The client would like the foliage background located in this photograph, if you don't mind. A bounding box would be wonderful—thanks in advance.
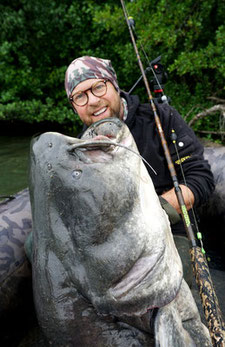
[0,0,224,136]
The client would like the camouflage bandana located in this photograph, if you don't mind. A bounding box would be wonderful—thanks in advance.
[65,56,120,99]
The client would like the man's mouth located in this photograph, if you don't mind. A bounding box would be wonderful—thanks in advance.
[93,107,107,116]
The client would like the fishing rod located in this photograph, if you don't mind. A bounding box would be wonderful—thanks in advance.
[120,0,225,345]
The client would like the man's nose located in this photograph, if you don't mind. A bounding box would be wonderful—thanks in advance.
[87,91,101,105]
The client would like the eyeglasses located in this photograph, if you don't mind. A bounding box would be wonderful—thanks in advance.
[69,80,108,107]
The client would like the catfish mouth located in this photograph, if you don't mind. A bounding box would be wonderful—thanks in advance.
[69,118,124,153]
[67,117,158,173]
[69,136,117,152]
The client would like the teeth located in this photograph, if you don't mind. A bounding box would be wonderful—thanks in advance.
[93,107,107,116]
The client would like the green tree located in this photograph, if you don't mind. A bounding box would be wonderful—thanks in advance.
[0,0,107,132]
[0,0,224,137]
[92,0,225,139]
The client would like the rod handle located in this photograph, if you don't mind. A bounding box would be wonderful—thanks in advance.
[190,246,225,346]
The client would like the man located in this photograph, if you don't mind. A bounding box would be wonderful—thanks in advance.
[65,56,214,209]
[40,56,209,286]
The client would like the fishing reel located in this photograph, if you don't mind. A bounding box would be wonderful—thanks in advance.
[149,56,169,104]
[129,56,170,104]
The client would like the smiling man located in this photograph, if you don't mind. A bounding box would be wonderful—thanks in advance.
[64,56,215,286]
[65,56,124,126]
[70,78,123,125]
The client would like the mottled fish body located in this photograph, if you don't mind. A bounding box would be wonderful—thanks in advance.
[29,118,212,346]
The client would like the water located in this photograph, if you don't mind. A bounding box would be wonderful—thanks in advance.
[0,136,31,197]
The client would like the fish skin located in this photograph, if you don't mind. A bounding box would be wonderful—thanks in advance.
[29,118,212,346]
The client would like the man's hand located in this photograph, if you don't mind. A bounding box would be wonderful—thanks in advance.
[161,185,195,214]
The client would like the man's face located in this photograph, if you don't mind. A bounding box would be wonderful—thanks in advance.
[71,79,123,126]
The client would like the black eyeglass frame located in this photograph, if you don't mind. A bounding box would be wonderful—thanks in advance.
[69,80,108,107]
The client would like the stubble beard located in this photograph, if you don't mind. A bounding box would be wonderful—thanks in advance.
[111,98,124,121]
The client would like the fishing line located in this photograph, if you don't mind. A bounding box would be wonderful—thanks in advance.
[120,1,225,343]
[124,5,167,99]
[171,130,205,253]
[128,1,206,252]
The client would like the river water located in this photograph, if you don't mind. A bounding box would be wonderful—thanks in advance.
[0,136,31,197]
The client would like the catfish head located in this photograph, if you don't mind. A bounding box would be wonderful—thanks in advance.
[30,118,183,318]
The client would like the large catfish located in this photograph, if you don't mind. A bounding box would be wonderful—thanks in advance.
[30,118,212,346]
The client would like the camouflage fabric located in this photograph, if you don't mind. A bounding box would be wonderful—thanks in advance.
[0,188,32,315]
[65,56,119,98]
[0,188,32,284]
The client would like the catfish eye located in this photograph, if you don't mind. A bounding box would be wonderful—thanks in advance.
[72,170,82,179]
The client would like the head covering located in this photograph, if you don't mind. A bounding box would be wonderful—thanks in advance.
[65,56,119,98]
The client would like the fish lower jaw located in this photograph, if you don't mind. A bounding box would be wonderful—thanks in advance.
[109,252,164,300]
